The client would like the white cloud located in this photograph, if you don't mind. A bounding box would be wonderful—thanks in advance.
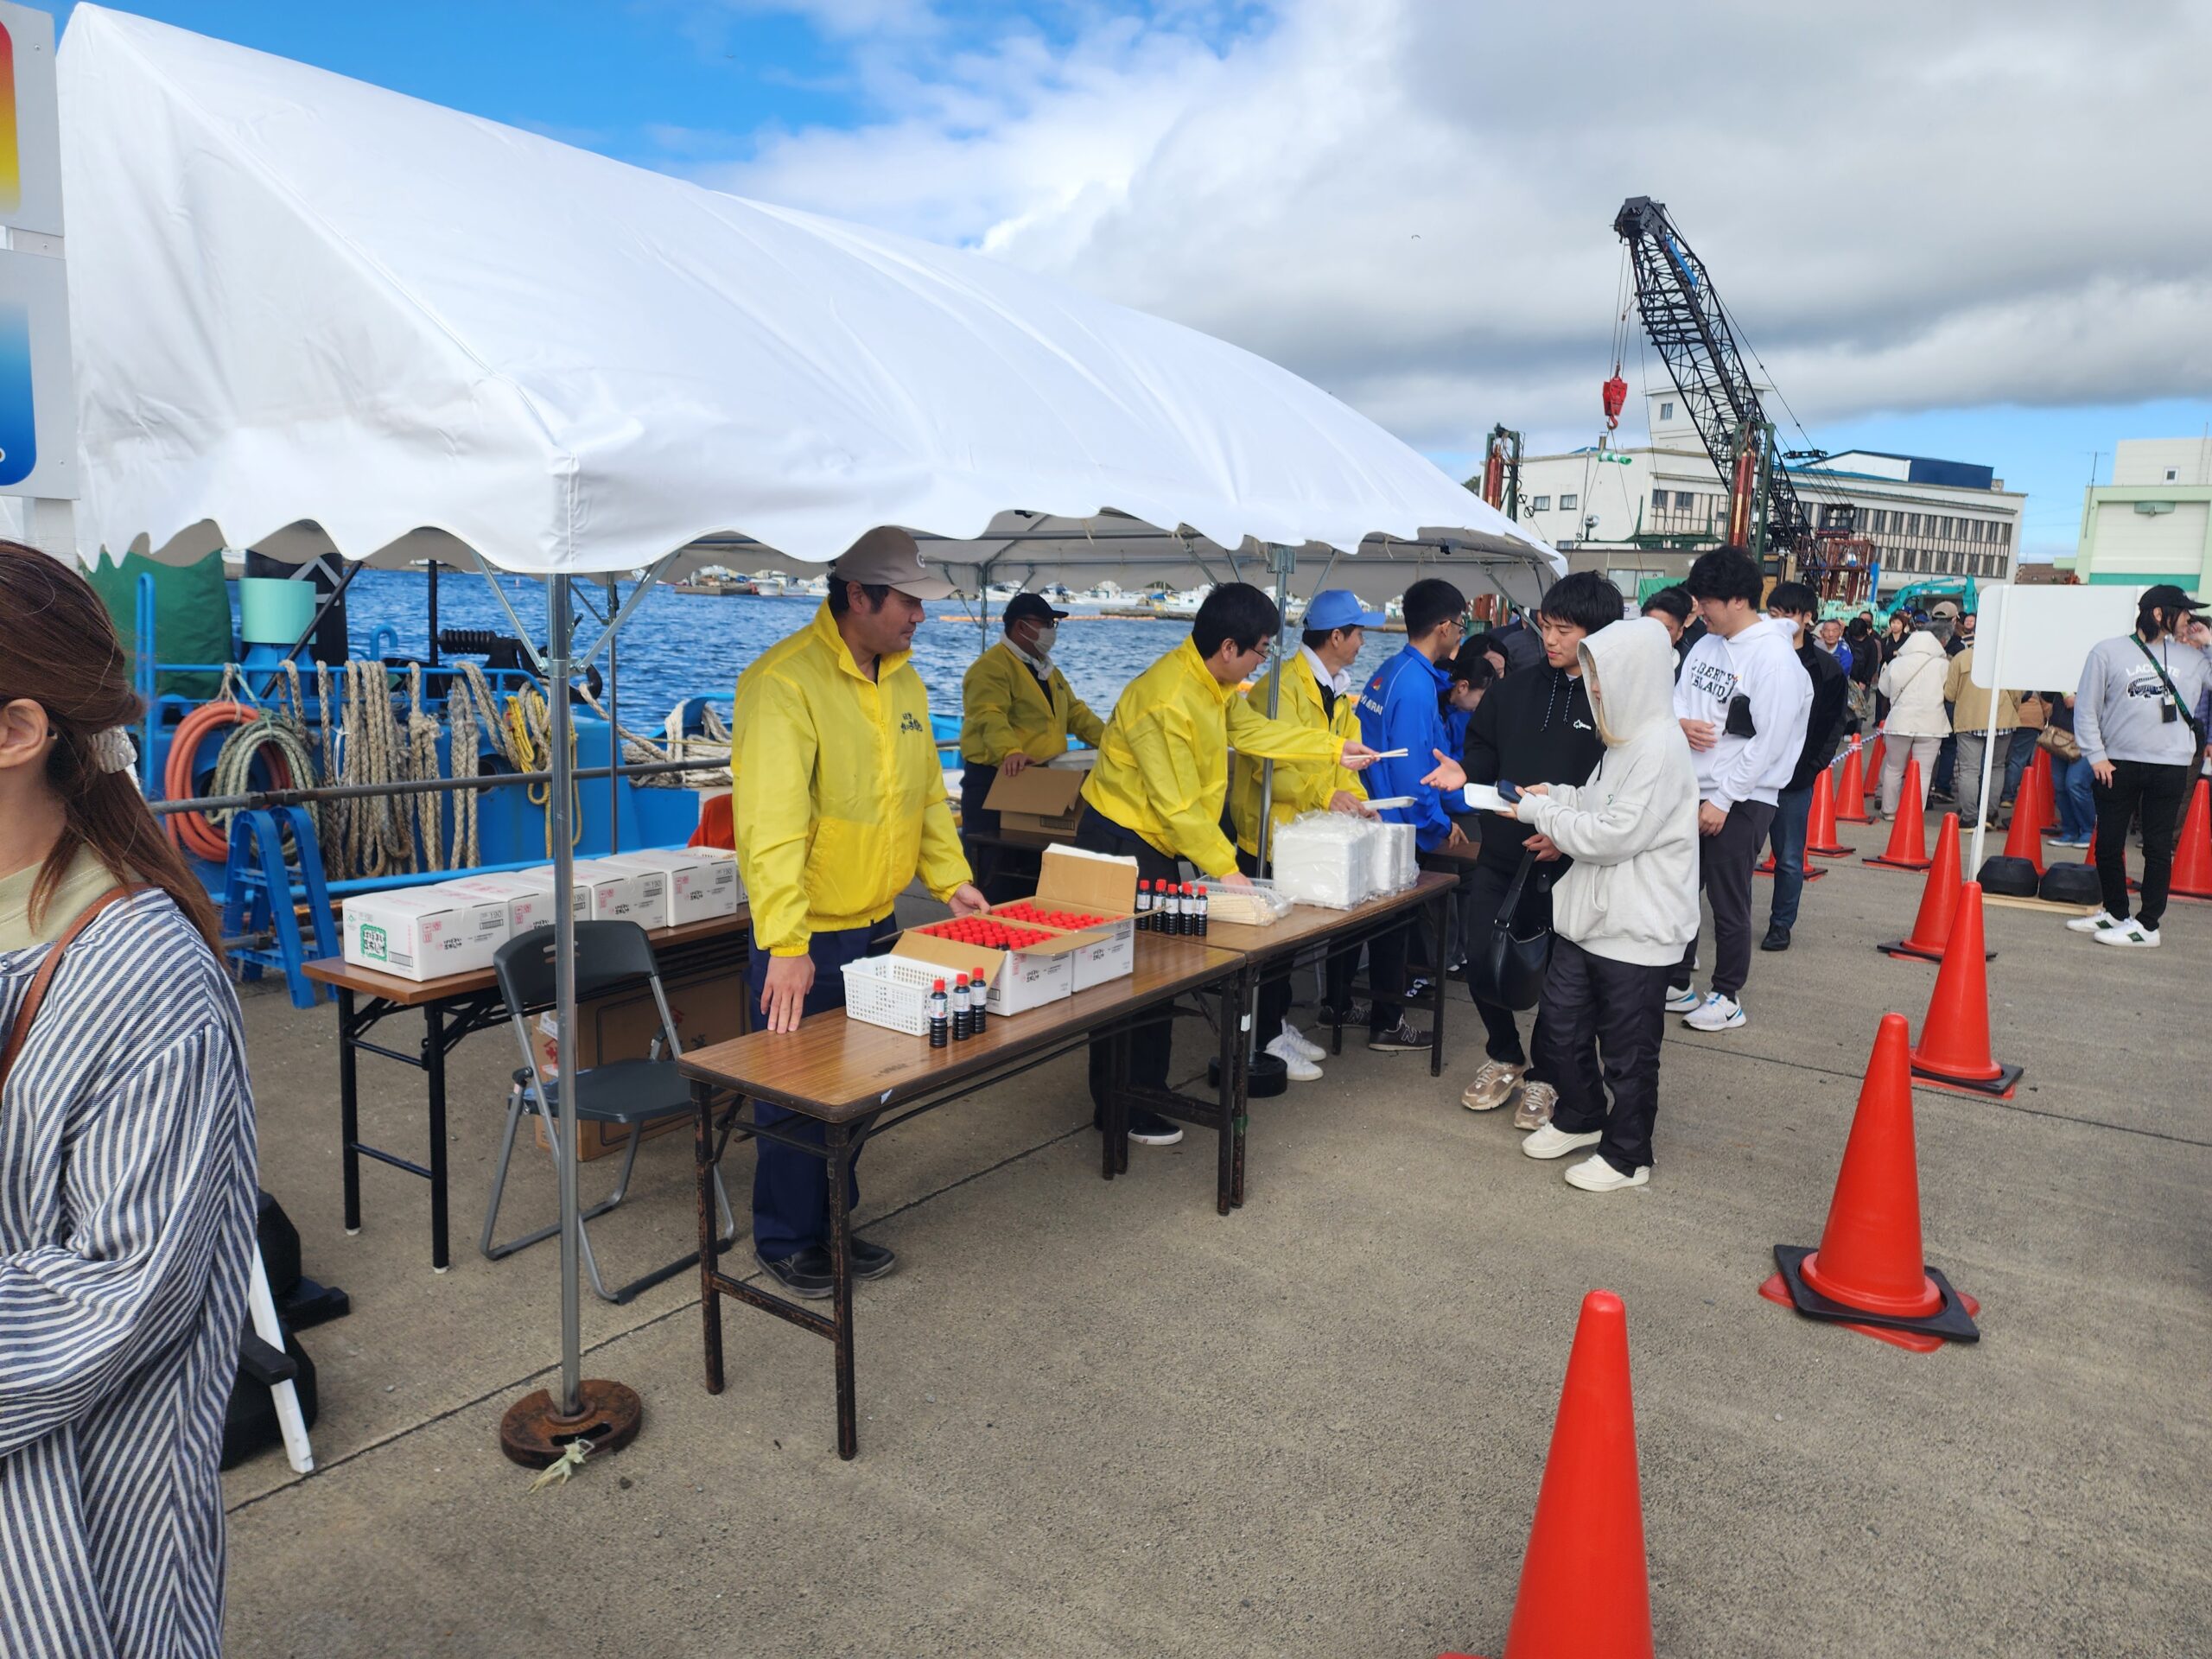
[691,0,2212,467]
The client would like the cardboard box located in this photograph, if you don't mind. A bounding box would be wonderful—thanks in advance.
[595,848,741,925]
[342,887,510,982]
[438,871,584,938]
[982,765,1088,842]
[529,861,647,925]
[528,962,750,1160]
[587,856,673,930]
[893,924,1083,1015]
[997,844,1141,991]
[691,844,747,902]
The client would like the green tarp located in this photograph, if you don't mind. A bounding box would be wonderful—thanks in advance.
[86,550,232,699]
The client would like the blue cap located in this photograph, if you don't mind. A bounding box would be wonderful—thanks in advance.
[1304,589,1387,632]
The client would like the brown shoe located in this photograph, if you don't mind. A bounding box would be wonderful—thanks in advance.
[1460,1060,1524,1112]
[1513,1080,1558,1132]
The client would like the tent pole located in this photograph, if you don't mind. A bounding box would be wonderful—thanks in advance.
[499,574,643,1468]
[606,574,620,855]
[550,575,584,1415]
[1249,541,1299,1064]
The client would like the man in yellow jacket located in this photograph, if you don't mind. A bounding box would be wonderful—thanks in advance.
[1226,589,1382,1082]
[731,526,988,1296]
[1077,582,1379,1143]
[958,592,1106,898]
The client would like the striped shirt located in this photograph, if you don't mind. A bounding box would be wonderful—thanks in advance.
[0,889,257,1659]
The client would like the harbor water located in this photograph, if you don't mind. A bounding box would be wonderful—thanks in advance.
[336,569,1415,724]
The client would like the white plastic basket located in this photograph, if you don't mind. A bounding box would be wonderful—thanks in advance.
[839,955,953,1036]
[1192,874,1292,926]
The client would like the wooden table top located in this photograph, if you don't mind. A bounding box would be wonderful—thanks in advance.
[677,936,1242,1121]
[1194,870,1457,964]
[302,906,753,1007]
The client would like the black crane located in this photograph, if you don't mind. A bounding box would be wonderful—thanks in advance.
[1612,196,1819,571]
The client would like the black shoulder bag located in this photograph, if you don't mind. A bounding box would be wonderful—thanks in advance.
[1467,851,1552,1012]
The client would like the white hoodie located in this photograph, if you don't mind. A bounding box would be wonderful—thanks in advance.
[1510,619,1702,967]
[1672,613,1812,809]
[1876,631,1951,738]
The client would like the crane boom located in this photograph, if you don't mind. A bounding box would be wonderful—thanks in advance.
[1612,196,1815,563]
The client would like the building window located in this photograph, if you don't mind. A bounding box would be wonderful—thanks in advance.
[1660,401,1675,419]
[1652,490,1668,510]
[1560,493,1578,511]
[2167,468,2179,482]
[1681,491,1700,510]
[1532,495,1551,511]
[2000,523,2012,546]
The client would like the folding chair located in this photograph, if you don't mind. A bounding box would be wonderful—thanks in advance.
[481,921,737,1304]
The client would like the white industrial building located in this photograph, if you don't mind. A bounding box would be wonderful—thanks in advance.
[2063,436,2212,592]
[1516,394,2027,596]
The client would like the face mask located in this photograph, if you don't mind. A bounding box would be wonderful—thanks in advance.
[1030,623,1058,655]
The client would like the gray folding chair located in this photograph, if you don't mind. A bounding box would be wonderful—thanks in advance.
[481,920,736,1304]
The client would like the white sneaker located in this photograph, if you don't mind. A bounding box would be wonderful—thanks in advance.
[1683,992,1747,1032]
[2065,909,2119,934]
[1278,1026,1327,1064]
[2092,919,2160,949]
[1262,1033,1323,1080]
[1663,984,1700,1014]
[1460,1059,1524,1112]
[1564,1154,1649,1192]
[1522,1122,1603,1160]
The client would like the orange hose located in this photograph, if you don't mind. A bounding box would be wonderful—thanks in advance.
[164,702,295,860]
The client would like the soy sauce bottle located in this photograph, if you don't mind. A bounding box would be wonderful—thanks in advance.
[969,965,989,1032]
[928,979,950,1048]
[1136,880,1154,931]
[951,974,972,1040]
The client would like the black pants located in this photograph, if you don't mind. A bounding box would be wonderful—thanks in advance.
[1077,807,1182,1112]
[2094,760,2193,928]
[1459,856,1554,1078]
[1536,937,1671,1174]
[1675,799,1776,1001]
[959,761,1040,905]
[1240,849,1408,1040]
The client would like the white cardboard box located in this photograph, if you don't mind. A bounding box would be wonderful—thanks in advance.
[583,856,673,930]
[1022,844,1139,990]
[342,887,510,982]
[531,861,646,925]
[893,926,1078,1014]
[596,848,740,925]
[437,871,584,938]
[690,845,748,902]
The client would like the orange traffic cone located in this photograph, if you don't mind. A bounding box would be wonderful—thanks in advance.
[1459,1290,1652,1659]
[1865,758,1932,871]
[1881,813,1967,960]
[1755,850,1826,882]
[1908,883,2022,1097]
[1806,769,1849,857]
[2033,748,2060,831]
[2170,778,2212,899]
[1760,1014,1980,1351]
[1834,737,1873,823]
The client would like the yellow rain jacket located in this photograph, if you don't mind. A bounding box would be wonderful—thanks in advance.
[731,605,971,957]
[958,641,1106,766]
[1228,651,1365,855]
[1083,638,1351,877]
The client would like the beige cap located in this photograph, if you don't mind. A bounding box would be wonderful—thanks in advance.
[828,526,955,600]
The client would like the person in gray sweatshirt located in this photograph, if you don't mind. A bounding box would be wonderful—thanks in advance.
[1423,617,1700,1190]
[2068,584,2212,949]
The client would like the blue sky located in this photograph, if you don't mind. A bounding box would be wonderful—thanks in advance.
[52,3,2212,563]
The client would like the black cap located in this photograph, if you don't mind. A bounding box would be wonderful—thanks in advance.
[1002,592,1068,626]
[2141,582,2203,614]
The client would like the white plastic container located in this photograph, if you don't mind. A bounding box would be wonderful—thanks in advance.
[1268,812,1370,908]
[840,954,963,1036]
[1192,874,1293,926]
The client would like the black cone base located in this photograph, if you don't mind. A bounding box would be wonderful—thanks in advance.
[1770,1245,1980,1343]
[1974,855,2040,897]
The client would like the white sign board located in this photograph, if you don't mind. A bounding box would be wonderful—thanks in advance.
[0,3,61,237]
[0,243,72,496]
[1969,583,2144,694]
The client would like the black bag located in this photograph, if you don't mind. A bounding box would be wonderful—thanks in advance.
[1468,852,1553,1012]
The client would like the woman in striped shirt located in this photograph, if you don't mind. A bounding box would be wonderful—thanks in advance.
[0,543,256,1659]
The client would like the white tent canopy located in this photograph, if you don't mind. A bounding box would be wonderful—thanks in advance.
[60,5,1559,590]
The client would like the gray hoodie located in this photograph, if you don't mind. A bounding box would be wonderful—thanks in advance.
[1510,618,1702,967]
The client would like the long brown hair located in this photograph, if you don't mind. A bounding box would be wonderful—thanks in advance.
[0,542,223,951]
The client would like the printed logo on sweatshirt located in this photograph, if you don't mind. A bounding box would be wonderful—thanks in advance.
[2123,667,2172,702]
[899,710,927,734]
[1682,653,1740,708]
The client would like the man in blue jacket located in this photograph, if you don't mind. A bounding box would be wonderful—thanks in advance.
[1352,577,1470,1050]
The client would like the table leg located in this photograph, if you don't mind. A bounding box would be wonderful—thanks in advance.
[1215,971,1238,1217]
[338,987,362,1236]
[1100,1027,1117,1183]
[825,1122,859,1460]
[1228,963,1252,1211]
[1429,893,1447,1080]
[424,1003,450,1273]
[696,1083,724,1395]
